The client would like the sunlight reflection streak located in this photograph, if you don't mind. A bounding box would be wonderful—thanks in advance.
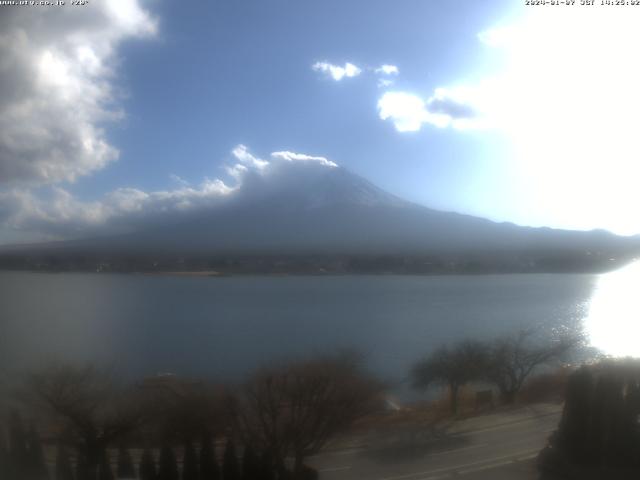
[586,261,640,357]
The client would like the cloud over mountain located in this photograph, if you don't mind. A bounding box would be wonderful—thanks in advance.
[0,145,341,241]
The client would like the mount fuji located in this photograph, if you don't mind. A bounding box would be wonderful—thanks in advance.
[1,159,638,273]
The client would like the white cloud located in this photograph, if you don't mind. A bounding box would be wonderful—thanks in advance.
[270,151,337,168]
[377,79,394,88]
[225,163,249,182]
[232,144,270,170]
[312,61,398,87]
[376,8,640,234]
[378,87,482,132]
[0,179,235,237]
[477,26,515,48]
[375,64,399,76]
[378,92,430,132]
[312,61,362,81]
[0,145,340,240]
[0,1,156,186]
[169,174,190,187]
[426,88,482,126]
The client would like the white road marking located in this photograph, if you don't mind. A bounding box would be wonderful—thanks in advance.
[319,466,352,473]
[316,415,556,461]
[378,448,540,480]
[455,414,559,435]
[457,459,515,475]
[457,452,537,475]
[515,453,538,462]
[331,448,364,456]
[427,443,488,457]
[414,474,451,480]
[313,447,364,459]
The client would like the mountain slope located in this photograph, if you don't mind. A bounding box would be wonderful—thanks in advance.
[1,165,638,273]
[97,166,636,253]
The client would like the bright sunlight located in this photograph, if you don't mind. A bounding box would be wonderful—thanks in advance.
[471,6,640,235]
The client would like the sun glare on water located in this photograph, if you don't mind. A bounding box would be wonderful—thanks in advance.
[481,7,640,357]
[585,261,640,358]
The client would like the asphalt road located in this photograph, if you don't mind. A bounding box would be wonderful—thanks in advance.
[308,406,561,480]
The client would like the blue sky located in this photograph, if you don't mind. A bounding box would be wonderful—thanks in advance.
[1,0,639,244]
[90,0,512,206]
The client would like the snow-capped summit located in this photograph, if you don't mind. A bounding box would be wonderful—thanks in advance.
[2,151,638,266]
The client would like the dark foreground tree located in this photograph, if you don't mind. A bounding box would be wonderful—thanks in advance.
[139,375,228,444]
[157,445,179,480]
[232,352,382,478]
[259,451,276,480]
[139,448,157,480]
[485,329,579,404]
[116,446,136,479]
[199,433,220,480]
[75,452,89,480]
[97,449,114,480]
[28,365,149,478]
[0,435,10,480]
[8,410,29,479]
[55,444,74,480]
[26,425,49,480]
[412,341,488,414]
[223,440,241,480]
[538,359,640,478]
[241,444,261,480]
[183,440,198,480]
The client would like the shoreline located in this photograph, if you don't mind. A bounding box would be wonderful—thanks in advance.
[0,268,613,277]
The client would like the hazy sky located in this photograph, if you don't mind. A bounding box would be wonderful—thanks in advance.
[1,0,640,244]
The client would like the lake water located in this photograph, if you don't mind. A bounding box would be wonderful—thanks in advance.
[2,270,616,394]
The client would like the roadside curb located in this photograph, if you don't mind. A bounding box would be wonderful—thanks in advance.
[319,404,562,456]
[449,408,562,436]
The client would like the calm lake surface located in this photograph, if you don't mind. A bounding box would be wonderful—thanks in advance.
[1,271,608,393]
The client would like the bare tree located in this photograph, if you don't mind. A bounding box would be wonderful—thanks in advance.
[484,329,579,404]
[27,365,149,479]
[411,340,488,414]
[231,353,383,478]
[137,374,227,443]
